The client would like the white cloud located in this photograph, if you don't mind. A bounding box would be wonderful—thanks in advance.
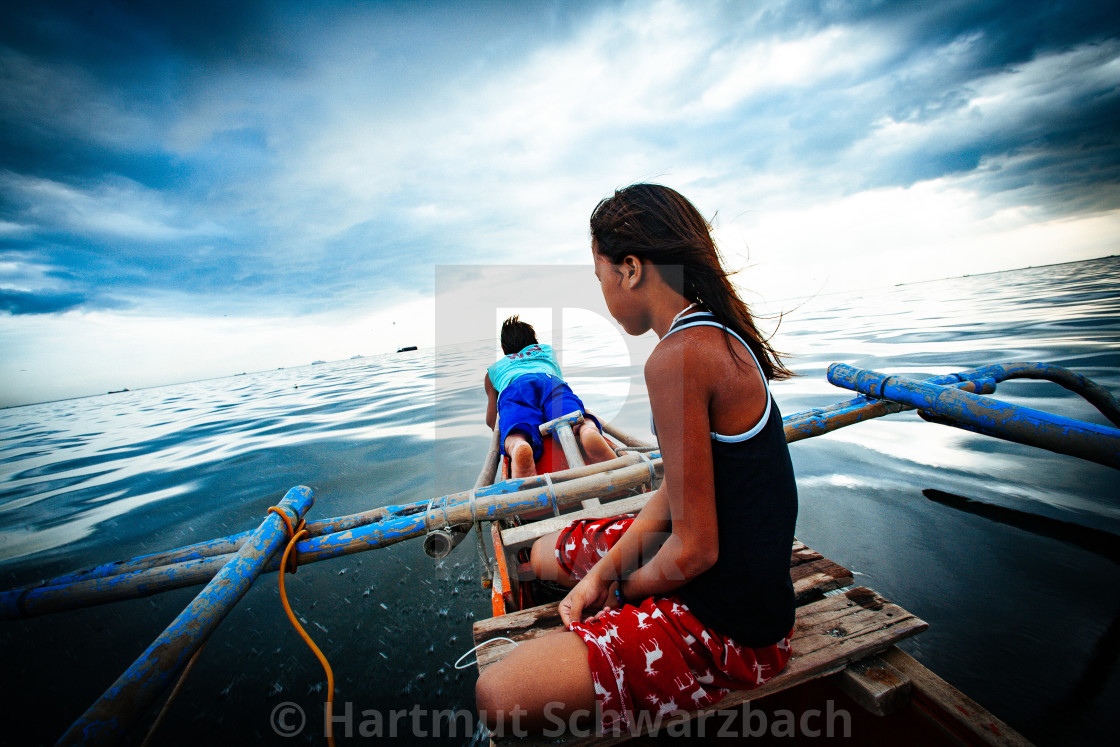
[722,179,1120,301]
[1,172,224,242]
[698,24,888,113]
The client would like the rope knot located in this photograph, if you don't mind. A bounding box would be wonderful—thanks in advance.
[268,506,306,573]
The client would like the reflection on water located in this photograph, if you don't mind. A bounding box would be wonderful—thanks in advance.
[1,256,1118,745]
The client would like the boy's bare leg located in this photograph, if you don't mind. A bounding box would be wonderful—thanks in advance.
[577,423,616,465]
[505,432,537,478]
[529,530,577,586]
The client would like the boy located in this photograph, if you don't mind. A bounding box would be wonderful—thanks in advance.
[484,315,616,477]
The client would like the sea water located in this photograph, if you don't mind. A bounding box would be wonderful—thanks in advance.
[1,256,1117,745]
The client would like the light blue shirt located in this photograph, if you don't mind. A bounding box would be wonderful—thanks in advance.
[487,344,563,394]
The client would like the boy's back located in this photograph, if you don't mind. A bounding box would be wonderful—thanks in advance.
[487,343,564,394]
[484,316,615,478]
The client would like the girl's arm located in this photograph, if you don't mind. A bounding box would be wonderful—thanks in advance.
[619,339,719,599]
[557,486,671,625]
[483,372,498,430]
[558,339,719,622]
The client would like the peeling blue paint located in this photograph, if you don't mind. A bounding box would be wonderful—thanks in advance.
[827,364,1120,468]
[55,486,314,747]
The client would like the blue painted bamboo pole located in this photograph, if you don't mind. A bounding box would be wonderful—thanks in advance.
[827,363,1120,469]
[785,360,1118,442]
[3,458,661,619]
[54,485,314,747]
[6,453,648,600]
[43,530,254,587]
[783,376,996,442]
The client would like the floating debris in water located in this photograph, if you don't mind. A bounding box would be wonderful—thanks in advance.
[362,587,371,597]
[338,568,348,575]
[269,681,284,696]
[308,682,322,694]
[313,621,329,634]
[379,602,389,610]
[379,652,388,660]
[438,608,449,618]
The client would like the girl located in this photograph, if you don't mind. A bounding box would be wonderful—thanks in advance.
[475,184,798,735]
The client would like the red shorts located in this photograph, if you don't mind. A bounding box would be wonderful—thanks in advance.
[556,516,793,734]
[555,514,637,579]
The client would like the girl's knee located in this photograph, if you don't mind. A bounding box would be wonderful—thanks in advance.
[529,536,553,579]
[475,669,500,726]
[475,667,519,730]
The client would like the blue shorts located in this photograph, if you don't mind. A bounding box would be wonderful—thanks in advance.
[497,373,600,459]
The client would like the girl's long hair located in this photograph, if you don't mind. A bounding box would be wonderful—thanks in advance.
[590,183,793,381]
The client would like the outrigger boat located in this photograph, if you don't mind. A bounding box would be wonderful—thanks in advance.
[3,362,1118,745]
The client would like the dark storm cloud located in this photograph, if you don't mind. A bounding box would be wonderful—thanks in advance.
[0,289,86,315]
[0,0,1117,320]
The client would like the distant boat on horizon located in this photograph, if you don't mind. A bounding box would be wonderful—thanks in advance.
[396,346,417,353]
[311,360,326,365]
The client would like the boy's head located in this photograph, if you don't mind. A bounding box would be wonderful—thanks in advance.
[501,315,538,355]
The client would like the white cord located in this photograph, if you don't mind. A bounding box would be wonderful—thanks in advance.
[423,496,435,531]
[469,489,493,580]
[454,636,518,670]
[542,473,559,516]
[636,451,657,487]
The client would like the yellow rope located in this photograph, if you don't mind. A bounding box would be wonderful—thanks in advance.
[271,509,336,747]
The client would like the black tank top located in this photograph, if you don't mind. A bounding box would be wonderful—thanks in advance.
[656,311,798,647]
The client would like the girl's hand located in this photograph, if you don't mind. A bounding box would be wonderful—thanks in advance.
[558,573,611,626]
[591,580,623,621]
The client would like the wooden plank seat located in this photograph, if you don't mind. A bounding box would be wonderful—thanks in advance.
[500,492,654,552]
[472,585,927,744]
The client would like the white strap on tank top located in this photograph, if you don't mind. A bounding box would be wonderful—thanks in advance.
[654,313,772,442]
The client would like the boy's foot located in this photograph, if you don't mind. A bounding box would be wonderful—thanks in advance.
[510,441,537,478]
[579,426,617,464]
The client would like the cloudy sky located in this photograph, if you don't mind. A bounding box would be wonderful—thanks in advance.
[2,0,1118,407]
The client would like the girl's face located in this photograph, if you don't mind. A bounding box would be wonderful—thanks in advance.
[592,241,646,336]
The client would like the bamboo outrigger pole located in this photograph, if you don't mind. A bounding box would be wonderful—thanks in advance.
[2,458,663,620]
[55,485,314,747]
[828,363,1120,468]
[785,361,1120,443]
[11,452,651,598]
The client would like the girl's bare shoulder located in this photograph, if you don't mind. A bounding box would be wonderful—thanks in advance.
[644,325,729,381]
